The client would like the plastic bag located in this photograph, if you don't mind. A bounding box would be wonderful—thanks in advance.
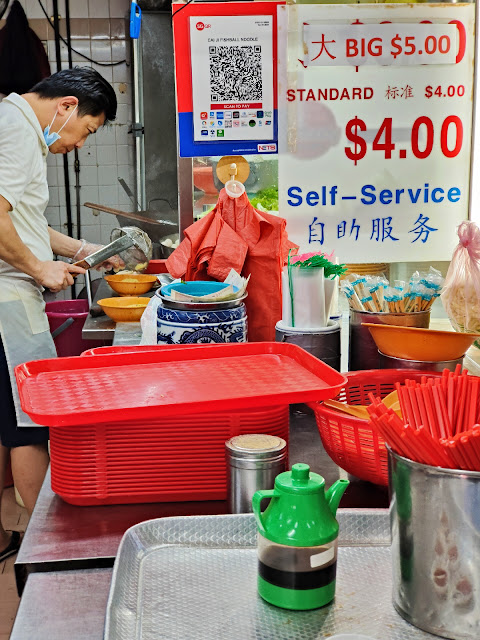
[441,221,480,347]
[140,295,161,345]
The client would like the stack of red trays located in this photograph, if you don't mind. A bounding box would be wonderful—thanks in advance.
[49,405,289,505]
[16,343,346,506]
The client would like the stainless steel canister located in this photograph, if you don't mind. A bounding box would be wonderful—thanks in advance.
[389,448,480,640]
[379,351,463,373]
[348,309,430,371]
[225,434,287,514]
[275,320,341,371]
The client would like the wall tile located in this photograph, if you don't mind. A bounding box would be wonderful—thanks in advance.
[90,18,111,40]
[109,0,129,19]
[114,82,130,105]
[115,123,130,145]
[91,40,112,62]
[115,103,130,126]
[47,165,58,185]
[69,18,90,39]
[111,39,125,62]
[99,145,117,165]
[80,186,100,205]
[96,125,116,145]
[110,18,126,40]
[69,0,89,19]
[26,0,52,19]
[48,187,60,207]
[78,145,97,166]
[92,63,113,83]
[79,166,99,186]
[88,0,109,19]
[29,19,49,40]
[44,206,61,227]
[71,39,91,61]
[98,185,118,206]
[116,144,133,166]
[98,165,118,186]
[112,61,128,83]
[81,224,103,243]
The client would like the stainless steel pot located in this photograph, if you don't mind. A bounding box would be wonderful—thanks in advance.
[348,310,430,371]
[390,449,480,639]
[379,351,463,372]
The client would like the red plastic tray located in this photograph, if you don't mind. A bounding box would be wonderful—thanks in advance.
[16,342,346,427]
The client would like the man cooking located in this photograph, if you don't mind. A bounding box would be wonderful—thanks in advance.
[0,67,120,561]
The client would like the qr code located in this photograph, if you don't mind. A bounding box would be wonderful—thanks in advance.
[209,46,262,102]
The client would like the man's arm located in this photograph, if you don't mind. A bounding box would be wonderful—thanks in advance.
[0,194,85,292]
[48,226,83,259]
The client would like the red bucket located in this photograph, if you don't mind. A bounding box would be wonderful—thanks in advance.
[46,300,106,357]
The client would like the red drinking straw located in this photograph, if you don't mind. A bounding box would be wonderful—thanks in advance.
[422,383,441,440]
[468,377,480,432]
[445,440,467,470]
[454,374,469,435]
[432,385,448,440]
[459,434,480,471]
[447,376,455,426]
[406,384,422,429]
[415,387,432,436]
[469,427,480,464]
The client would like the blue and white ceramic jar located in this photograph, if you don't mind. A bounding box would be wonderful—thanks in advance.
[157,302,248,344]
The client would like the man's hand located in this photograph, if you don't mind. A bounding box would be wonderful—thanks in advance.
[33,261,86,293]
[73,240,125,272]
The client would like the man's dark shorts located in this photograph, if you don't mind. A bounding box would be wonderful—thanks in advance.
[0,335,49,447]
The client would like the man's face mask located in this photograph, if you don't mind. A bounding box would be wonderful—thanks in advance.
[43,104,78,147]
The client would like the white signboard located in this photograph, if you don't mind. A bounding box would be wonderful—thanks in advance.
[190,15,274,143]
[278,4,475,262]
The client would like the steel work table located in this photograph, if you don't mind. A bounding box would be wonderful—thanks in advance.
[10,568,112,640]
[82,279,152,342]
[14,408,388,595]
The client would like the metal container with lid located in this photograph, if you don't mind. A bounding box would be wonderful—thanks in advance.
[225,434,287,514]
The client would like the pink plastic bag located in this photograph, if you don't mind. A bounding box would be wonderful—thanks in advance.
[441,221,480,347]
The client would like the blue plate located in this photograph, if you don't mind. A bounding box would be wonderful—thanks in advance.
[161,281,239,298]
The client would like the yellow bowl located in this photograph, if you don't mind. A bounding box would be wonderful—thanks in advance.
[98,297,150,322]
[104,274,157,296]
[362,323,480,362]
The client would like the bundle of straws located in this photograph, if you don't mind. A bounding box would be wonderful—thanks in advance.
[367,366,480,471]
[341,267,444,314]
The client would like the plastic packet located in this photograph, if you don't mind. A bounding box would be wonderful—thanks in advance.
[442,221,480,347]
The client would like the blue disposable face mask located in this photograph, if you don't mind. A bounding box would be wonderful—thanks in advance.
[43,104,78,147]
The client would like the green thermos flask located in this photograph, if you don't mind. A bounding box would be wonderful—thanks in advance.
[252,463,349,611]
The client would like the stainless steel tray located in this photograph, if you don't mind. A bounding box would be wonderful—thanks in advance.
[105,510,437,640]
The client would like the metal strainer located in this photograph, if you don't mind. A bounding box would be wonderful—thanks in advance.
[111,226,153,272]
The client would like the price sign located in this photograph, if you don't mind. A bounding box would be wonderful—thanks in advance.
[277,4,475,262]
[304,23,458,67]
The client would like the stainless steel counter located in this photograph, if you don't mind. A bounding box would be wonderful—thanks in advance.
[10,568,111,640]
[81,278,152,342]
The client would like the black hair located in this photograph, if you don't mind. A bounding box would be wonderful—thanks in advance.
[29,67,117,124]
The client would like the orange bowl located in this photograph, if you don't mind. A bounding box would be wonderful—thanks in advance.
[362,323,480,362]
[104,274,157,296]
[98,297,149,322]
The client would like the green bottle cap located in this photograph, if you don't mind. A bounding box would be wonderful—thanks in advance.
[275,463,326,495]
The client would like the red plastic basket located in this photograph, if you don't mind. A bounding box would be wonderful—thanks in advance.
[312,369,443,486]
